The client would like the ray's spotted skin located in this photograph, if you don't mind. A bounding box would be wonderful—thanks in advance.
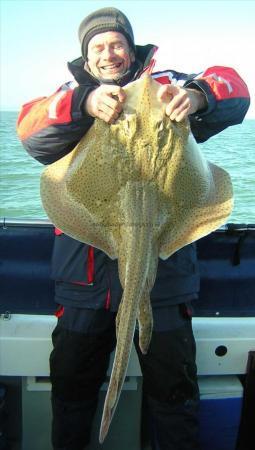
[40,75,233,442]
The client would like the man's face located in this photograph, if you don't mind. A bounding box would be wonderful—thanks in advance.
[87,31,135,80]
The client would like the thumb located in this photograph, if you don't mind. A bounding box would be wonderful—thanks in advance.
[113,88,126,103]
[157,84,176,103]
[105,85,126,103]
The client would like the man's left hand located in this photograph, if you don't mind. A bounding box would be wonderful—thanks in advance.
[157,84,207,122]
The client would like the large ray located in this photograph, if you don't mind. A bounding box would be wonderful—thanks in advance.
[40,75,233,443]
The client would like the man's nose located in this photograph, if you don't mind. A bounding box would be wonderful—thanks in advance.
[102,46,115,59]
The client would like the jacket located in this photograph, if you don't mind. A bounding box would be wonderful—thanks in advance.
[17,44,250,311]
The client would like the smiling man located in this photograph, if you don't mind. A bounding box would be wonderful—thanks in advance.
[87,31,135,80]
[17,6,250,450]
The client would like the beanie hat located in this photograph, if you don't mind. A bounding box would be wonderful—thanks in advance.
[78,7,135,60]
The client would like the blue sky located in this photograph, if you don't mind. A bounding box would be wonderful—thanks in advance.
[1,0,254,117]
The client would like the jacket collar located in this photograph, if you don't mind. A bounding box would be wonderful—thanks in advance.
[67,44,158,87]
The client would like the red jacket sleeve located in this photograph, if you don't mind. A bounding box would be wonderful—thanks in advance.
[17,82,95,165]
[183,66,250,142]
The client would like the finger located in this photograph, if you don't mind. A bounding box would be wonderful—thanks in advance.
[165,92,189,117]
[102,95,123,113]
[115,89,126,103]
[157,84,175,102]
[99,104,120,122]
[165,92,184,116]
[169,98,191,122]
[103,85,126,103]
[97,108,119,124]
[111,87,126,103]
[174,105,190,122]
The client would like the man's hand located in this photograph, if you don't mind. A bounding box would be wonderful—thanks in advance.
[85,85,126,124]
[157,84,207,122]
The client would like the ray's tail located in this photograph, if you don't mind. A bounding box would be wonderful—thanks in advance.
[99,181,158,443]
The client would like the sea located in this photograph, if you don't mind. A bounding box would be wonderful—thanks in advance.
[0,111,254,224]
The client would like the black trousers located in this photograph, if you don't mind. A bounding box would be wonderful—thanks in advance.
[50,305,200,450]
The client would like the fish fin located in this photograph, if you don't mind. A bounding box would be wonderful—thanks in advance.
[138,292,153,354]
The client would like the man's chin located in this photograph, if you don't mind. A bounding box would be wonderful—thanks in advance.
[99,71,124,81]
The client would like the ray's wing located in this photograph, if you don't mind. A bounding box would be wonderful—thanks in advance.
[159,133,233,259]
[40,119,128,259]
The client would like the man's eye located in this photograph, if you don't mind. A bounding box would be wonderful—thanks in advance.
[92,43,124,54]
[113,43,124,49]
[92,47,103,54]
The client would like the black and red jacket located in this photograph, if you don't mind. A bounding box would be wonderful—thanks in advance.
[17,44,250,311]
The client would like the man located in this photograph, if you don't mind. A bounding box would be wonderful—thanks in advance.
[17,7,250,450]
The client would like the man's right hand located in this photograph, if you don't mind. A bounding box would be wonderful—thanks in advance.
[85,85,126,124]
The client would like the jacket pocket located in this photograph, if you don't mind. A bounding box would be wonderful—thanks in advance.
[50,233,96,285]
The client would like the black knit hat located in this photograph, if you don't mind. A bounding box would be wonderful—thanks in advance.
[78,7,135,60]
